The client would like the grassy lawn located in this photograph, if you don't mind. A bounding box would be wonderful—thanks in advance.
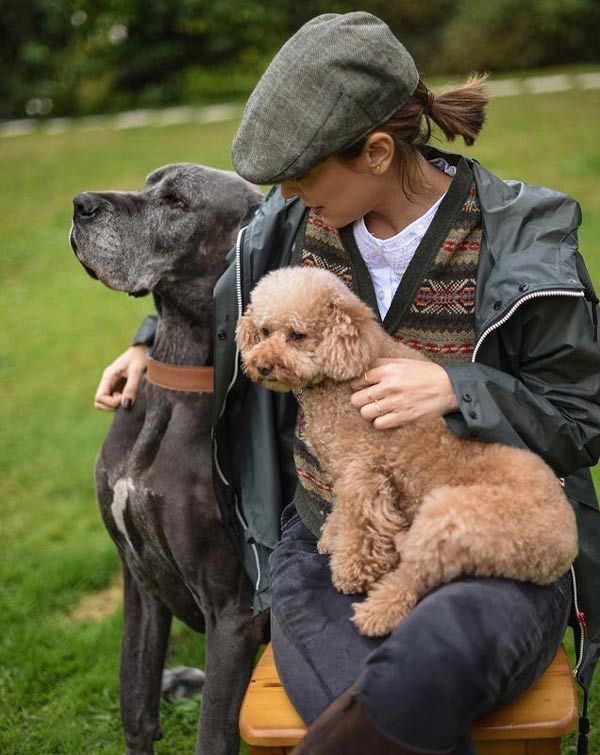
[2,77,600,753]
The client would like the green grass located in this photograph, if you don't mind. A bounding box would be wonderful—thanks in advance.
[2,80,600,753]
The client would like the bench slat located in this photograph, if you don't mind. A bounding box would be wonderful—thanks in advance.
[240,644,577,750]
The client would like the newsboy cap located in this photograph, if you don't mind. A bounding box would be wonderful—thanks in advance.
[231,12,419,184]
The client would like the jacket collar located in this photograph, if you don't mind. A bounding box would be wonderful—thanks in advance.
[471,159,583,335]
[424,147,584,336]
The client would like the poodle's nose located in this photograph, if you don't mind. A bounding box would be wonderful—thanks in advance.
[258,362,273,376]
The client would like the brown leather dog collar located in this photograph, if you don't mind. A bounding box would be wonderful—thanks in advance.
[147,356,214,393]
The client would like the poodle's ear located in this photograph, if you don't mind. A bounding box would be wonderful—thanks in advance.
[235,305,260,353]
[318,294,381,381]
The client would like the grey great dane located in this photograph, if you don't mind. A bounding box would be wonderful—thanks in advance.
[69,164,268,754]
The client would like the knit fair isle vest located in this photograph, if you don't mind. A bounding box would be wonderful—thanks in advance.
[291,159,482,536]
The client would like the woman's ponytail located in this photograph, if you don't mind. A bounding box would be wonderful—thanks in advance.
[419,74,489,146]
[336,71,489,197]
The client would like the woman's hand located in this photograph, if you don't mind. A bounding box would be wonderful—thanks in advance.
[350,358,459,430]
[94,344,149,412]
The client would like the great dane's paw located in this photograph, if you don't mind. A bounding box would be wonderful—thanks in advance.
[161,666,205,701]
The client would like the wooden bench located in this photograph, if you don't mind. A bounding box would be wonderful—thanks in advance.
[240,643,578,755]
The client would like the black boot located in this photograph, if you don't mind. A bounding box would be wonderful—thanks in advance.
[291,684,452,755]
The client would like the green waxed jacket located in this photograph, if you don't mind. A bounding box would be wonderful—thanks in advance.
[208,150,600,654]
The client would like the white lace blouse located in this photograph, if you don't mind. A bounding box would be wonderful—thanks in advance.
[352,158,457,319]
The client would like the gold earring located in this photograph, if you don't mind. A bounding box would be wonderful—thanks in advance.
[373,164,382,174]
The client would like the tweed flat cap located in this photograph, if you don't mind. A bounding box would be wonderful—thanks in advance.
[231,12,419,184]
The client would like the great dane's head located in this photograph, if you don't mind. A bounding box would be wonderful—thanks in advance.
[70,163,263,296]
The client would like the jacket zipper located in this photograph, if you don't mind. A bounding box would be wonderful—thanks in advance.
[570,565,586,676]
[217,224,247,420]
[234,495,263,593]
[212,225,263,597]
[212,223,247,484]
[472,289,585,362]
[474,287,589,680]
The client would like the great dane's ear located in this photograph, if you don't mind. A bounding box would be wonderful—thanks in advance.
[145,165,169,186]
[235,305,261,354]
[317,294,380,381]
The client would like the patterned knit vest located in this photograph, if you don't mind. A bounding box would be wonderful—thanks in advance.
[291,159,482,536]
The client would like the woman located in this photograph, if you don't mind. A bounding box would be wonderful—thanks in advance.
[96,13,600,755]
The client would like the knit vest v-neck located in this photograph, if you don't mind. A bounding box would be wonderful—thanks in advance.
[290,159,482,536]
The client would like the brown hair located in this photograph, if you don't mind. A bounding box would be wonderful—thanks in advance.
[338,73,489,197]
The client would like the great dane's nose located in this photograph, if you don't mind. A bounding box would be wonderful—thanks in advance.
[73,192,100,219]
[258,362,273,376]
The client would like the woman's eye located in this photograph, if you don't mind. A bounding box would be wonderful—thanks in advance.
[261,327,270,337]
[290,332,306,341]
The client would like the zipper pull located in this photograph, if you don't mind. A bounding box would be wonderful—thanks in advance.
[583,284,598,340]
[576,686,590,755]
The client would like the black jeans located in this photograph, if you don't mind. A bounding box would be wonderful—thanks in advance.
[269,503,572,754]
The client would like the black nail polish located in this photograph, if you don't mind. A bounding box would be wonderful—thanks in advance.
[122,398,132,409]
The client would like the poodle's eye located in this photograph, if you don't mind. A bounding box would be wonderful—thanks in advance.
[261,327,270,337]
[290,332,306,342]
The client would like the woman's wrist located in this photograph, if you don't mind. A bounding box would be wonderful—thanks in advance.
[437,365,460,414]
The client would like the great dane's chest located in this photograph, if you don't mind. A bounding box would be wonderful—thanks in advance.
[97,396,217,628]
[109,477,137,547]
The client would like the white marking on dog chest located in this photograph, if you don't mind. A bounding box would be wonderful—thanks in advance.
[112,477,135,548]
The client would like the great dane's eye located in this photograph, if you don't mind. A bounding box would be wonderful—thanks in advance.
[290,332,306,341]
[164,194,186,210]
[261,327,269,337]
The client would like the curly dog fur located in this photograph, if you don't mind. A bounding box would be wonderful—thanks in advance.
[236,267,578,636]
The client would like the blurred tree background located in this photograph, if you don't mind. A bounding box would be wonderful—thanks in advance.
[1,0,600,120]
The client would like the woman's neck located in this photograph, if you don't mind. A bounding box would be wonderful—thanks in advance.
[364,154,452,240]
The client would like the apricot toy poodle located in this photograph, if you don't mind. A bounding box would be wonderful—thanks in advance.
[236,267,577,637]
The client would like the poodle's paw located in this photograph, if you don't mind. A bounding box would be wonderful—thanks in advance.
[330,556,370,595]
[317,538,333,556]
[351,599,399,637]
[351,587,416,637]
[317,526,336,555]
[318,513,344,556]
[330,545,397,593]
[331,568,369,595]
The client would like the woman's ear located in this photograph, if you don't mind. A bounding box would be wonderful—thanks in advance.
[235,306,260,353]
[318,295,381,381]
[362,132,395,174]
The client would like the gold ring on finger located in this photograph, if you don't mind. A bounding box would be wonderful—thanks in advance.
[365,387,375,402]
[374,399,383,416]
